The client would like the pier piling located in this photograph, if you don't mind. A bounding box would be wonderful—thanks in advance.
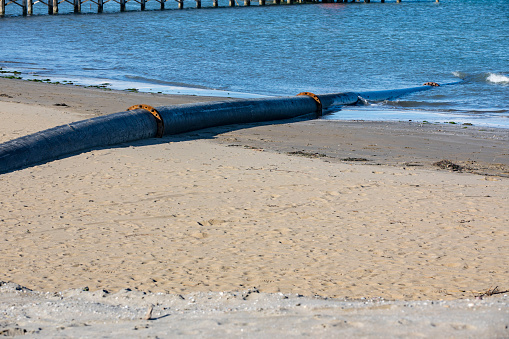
[74,0,81,13]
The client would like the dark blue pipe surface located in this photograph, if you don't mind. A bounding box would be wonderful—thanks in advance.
[0,110,158,173]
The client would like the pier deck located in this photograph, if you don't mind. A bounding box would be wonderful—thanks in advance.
[1,0,439,17]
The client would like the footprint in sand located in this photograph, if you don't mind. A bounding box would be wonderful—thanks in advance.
[190,232,209,239]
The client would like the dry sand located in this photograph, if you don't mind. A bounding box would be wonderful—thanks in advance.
[1,78,508,337]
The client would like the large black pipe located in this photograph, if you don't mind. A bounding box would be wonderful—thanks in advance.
[0,84,438,174]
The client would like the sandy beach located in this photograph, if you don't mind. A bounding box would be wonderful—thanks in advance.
[1,78,508,337]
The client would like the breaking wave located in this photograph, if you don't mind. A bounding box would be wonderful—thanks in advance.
[487,73,509,84]
[453,71,509,85]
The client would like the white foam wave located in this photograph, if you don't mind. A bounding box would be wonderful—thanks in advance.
[452,71,465,79]
[487,73,509,84]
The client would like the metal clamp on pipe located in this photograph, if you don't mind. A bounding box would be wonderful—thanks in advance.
[297,92,322,117]
[128,104,164,137]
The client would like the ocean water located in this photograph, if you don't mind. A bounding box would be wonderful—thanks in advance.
[1,0,508,127]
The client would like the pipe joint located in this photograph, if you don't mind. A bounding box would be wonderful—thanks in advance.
[297,92,322,117]
[128,104,164,137]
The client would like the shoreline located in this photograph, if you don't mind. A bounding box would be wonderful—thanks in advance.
[2,72,509,129]
[0,77,240,119]
[1,78,509,336]
[0,69,270,99]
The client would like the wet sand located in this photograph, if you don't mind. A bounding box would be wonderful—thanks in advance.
[1,78,508,337]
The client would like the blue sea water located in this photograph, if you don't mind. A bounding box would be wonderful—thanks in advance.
[1,0,508,127]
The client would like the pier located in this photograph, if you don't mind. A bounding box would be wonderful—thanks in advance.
[1,0,439,17]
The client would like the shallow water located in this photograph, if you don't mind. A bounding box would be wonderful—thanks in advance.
[1,0,508,127]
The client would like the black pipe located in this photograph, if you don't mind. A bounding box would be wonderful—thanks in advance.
[0,84,439,174]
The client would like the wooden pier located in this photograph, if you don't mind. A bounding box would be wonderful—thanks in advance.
[0,0,439,17]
